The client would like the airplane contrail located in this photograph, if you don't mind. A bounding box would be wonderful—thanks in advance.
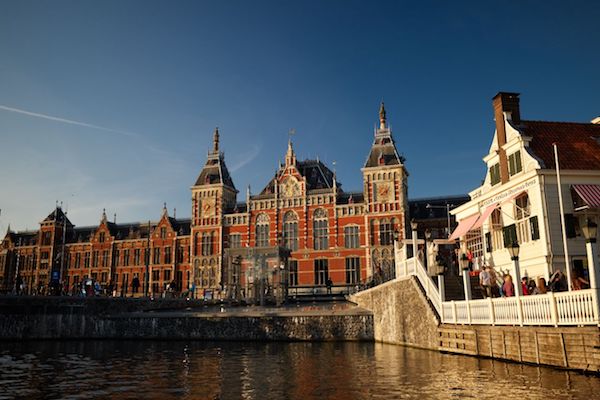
[0,104,141,138]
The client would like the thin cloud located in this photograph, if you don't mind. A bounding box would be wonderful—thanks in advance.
[0,104,141,138]
[230,144,262,172]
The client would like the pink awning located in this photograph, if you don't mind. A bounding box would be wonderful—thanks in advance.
[449,214,480,241]
[572,184,600,208]
[471,203,498,230]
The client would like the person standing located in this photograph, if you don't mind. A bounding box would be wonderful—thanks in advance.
[503,275,515,297]
[479,267,492,298]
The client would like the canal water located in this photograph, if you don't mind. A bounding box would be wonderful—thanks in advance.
[1,340,599,399]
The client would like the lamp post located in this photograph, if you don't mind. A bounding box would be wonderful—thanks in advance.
[410,219,418,260]
[507,241,524,325]
[458,250,472,300]
[581,218,599,321]
[425,229,432,275]
[507,241,522,297]
[426,203,454,238]
[145,220,150,298]
[393,230,400,278]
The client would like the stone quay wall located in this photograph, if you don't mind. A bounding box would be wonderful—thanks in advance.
[439,324,600,373]
[349,276,441,349]
[0,297,374,341]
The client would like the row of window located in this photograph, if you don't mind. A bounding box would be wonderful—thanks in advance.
[489,150,523,186]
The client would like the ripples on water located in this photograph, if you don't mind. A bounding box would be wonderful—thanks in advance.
[0,340,598,399]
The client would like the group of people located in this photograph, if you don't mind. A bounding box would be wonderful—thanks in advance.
[478,266,588,298]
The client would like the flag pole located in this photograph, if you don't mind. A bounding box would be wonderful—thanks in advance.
[554,143,572,290]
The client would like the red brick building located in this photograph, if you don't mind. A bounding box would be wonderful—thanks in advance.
[0,103,408,297]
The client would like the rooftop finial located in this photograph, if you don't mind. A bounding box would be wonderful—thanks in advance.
[379,101,387,129]
[163,202,168,216]
[101,208,107,222]
[286,129,296,166]
[213,127,220,153]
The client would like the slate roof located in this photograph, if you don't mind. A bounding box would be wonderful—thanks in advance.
[364,132,404,168]
[42,207,73,227]
[519,120,600,170]
[193,154,236,189]
[337,192,365,204]
[259,159,338,195]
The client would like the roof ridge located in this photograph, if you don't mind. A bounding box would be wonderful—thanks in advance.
[522,119,600,126]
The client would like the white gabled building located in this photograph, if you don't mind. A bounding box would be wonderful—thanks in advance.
[451,92,600,283]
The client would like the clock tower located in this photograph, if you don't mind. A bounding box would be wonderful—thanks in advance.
[361,103,409,280]
[190,127,237,295]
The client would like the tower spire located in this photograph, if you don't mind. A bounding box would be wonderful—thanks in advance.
[379,101,387,129]
[213,127,220,153]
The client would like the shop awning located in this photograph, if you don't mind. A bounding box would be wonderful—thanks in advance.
[572,184,600,209]
[471,203,498,230]
[448,214,480,241]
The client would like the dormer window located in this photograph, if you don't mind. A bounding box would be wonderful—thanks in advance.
[489,163,501,186]
[508,151,522,176]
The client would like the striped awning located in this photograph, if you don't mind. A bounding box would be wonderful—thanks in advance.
[572,184,600,209]
[471,203,498,230]
[448,214,479,241]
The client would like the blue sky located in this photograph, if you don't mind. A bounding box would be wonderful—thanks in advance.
[1,0,599,232]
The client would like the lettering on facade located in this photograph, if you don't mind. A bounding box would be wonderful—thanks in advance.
[480,178,537,207]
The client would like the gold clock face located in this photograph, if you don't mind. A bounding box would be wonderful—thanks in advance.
[376,182,393,203]
[201,198,216,217]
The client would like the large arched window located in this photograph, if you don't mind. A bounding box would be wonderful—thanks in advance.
[283,211,299,251]
[313,209,329,250]
[255,214,270,247]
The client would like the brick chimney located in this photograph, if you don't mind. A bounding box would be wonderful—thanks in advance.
[492,92,521,184]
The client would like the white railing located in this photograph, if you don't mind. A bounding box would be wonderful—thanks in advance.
[396,257,441,316]
[396,256,599,327]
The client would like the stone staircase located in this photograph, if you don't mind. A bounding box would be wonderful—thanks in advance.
[442,273,483,301]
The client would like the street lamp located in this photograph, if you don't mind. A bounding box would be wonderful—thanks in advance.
[507,241,522,297]
[424,229,432,274]
[426,203,454,238]
[458,249,471,300]
[581,218,598,291]
[410,220,418,260]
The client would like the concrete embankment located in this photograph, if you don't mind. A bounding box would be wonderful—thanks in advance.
[0,296,374,341]
[349,276,441,350]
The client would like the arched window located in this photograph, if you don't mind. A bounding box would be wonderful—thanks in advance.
[209,259,216,287]
[515,193,531,243]
[255,214,270,247]
[313,209,329,250]
[344,225,360,248]
[201,259,208,287]
[491,209,503,250]
[370,219,377,246]
[283,211,299,251]
[201,232,213,256]
[379,218,394,245]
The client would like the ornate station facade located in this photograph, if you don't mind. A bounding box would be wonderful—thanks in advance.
[0,104,409,297]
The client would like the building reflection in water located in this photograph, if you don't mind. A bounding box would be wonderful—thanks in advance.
[0,340,599,399]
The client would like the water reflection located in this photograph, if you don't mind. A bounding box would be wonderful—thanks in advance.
[0,340,597,399]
